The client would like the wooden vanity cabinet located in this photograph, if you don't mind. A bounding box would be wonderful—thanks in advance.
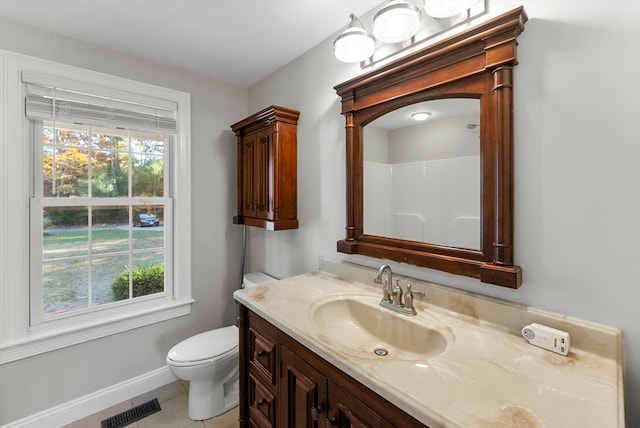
[231,106,299,231]
[238,306,428,428]
[280,345,328,426]
[246,320,278,427]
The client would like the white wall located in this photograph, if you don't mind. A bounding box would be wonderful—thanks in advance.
[247,1,640,425]
[0,18,247,425]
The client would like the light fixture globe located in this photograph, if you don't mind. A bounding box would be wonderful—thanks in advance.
[373,0,422,44]
[334,14,375,63]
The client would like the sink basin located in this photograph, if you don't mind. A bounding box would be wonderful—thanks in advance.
[309,294,448,360]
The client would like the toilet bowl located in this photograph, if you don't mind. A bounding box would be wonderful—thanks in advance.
[166,272,276,420]
[167,326,239,420]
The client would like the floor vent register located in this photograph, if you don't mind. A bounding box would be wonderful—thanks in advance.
[100,398,161,428]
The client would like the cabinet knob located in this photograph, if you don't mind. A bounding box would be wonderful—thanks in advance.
[256,349,266,357]
[310,405,324,421]
[256,398,266,406]
[324,417,337,427]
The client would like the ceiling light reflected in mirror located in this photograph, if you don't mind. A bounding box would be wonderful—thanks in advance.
[411,112,431,121]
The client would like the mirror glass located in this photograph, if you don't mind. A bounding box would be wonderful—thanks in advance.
[363,99,481,250]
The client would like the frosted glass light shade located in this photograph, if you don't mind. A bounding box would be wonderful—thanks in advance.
[373,0,422,43]
[424,0,481,18]
[334,14,375,63]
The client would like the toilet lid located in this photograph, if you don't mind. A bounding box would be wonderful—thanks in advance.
[168,326,238,363]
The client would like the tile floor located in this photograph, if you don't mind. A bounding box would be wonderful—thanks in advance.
[65,381,238,428]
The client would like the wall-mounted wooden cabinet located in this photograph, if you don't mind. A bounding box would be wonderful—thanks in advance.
[231,106,299,230]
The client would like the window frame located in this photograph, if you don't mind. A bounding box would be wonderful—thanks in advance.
[30,122,173,327]
[0,50,193,364]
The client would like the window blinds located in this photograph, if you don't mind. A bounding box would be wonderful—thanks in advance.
[24,81,177,134]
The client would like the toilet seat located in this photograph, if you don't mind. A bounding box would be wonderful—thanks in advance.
[167,326,238,367]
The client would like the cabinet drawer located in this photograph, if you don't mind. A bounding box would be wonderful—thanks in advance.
[249,326,277,385]
[249,371,276,428]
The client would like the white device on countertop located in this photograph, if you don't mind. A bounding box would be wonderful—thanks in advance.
[522,323,570,356]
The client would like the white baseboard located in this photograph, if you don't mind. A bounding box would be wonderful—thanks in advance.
[1,366,177,428]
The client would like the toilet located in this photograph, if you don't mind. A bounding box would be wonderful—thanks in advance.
[166,272,276,420]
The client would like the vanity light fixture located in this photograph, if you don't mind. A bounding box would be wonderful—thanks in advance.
[334,0,484,65]
[333,14,376,63]
[411,111,431,121]
[424,0,481,19]
[373,0,422,44]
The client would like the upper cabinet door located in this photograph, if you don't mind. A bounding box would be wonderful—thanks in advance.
[240,131,257,218]
[254,127,272,220]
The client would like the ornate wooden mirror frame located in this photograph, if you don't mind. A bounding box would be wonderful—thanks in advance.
[334,7,527,288]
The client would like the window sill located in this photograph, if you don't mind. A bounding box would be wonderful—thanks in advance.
[0,298,194,364]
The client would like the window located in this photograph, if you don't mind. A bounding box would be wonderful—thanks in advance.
[32,121,170,324]
[0,51,192,363]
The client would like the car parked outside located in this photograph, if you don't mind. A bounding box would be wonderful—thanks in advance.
[135,213,160,227]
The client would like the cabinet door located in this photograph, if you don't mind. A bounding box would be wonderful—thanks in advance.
[240,131,257,218]
[326,380,390,428]
[240,128,271,220]
[280,345,328,428]
[254,127,272,220]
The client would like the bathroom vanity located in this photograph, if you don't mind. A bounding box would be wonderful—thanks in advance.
[239,306,425,427]
[234,259,624,427]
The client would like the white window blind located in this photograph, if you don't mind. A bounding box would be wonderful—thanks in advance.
[24,82,177,134]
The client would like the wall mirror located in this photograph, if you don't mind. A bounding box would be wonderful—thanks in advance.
[364,98,481,250]
[334,7,527,288]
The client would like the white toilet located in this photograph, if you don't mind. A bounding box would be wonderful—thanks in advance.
[166,272,276,420]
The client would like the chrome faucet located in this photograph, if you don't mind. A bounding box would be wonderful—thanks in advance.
[374,264,393,302]
[374,264,425,316]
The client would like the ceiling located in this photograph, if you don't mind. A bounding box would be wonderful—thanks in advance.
[0,0,382,87]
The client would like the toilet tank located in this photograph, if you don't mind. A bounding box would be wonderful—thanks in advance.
[243,272,276,289]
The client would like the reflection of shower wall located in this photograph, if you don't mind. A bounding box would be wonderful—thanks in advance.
[364,162,393,236]
[365,155,480,248]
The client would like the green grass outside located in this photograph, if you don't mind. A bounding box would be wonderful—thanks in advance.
[42,228,164,315]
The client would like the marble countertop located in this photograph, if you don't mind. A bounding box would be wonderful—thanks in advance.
[234,260,624,428]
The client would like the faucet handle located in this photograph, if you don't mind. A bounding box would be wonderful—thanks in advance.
[406,283,425,297]
[404,283,425,313]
